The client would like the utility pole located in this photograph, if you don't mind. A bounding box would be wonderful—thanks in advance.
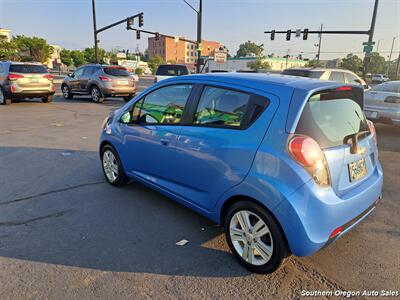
[316,24,323,64]
[92,0,99,63]
[396,51,400,78]
[362,0,379,78]
[285,49,290,69]
[197,0,203,74]
[387,36,396,75]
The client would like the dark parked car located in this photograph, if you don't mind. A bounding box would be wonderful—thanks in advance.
[62,64,136,103]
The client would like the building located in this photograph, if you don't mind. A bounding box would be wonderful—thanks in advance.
[45,45,62,69]
[0,28,11,42]
[148,36,221,68]
[207,57,307,72]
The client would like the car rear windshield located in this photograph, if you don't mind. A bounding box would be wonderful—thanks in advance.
[156,65,189,76]
[282,69,324,79]
[295,88,370,148]
[9,64,47,74]
[103,67,130,77]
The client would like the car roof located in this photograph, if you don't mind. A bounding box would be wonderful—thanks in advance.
[158,64,188,67]
[163,72,349,93]
[284,67,354,73]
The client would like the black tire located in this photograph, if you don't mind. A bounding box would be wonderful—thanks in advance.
[90,86,104,103]
[100,144,129,186]
[62,84,73,99]
[223,200,289,274]
[123,95,133,102]
[42,95,53,103]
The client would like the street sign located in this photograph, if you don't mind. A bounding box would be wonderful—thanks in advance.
[214,50,227,64]
[295,29,301,37]
[363,45,373,53]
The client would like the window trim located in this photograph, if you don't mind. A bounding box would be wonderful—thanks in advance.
[185,84,270,131]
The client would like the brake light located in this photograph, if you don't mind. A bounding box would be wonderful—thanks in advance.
[289,135,330,186]
[367,120,377,145]
[329,226,343,239]
[43,74,54,80]
[10,84,15,93]
[335,86,352,91]
[8,73,24,81]
[99,76,111,81]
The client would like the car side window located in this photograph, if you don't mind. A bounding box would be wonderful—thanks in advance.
[138,84,193,124]
[74,67,84,78]
[345,72,361,84]
[329,71,345,83]
[0,64,3,73]
[83,66,95,76]
[194,86,251,128]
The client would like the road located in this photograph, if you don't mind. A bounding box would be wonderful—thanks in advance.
[0,78,399,299]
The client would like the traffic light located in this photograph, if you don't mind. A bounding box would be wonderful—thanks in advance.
[127,17,133,29]
[303,28,309,40]
[271,30,275,41]
[286,30,291,41]
[155,32,160,41]
[136,30,141,40]
[139,13,144,27]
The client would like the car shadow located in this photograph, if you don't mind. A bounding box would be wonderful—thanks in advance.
[0,146,249,278]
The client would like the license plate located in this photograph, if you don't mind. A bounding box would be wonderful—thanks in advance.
[117,80,128,85]
[30,78,39,83]
[348,158,367,182]
[365,110,378,119]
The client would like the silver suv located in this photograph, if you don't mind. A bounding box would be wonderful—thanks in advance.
[282,68,369,90]
[0,61,56,105]
[61,64,136,103]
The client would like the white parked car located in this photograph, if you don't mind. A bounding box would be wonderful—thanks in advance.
[364,81,400,126]
[282,68,369,90]
[371,74,390,84]
[155,64,189,83]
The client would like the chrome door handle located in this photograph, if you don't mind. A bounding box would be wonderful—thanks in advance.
[160,138,169,145]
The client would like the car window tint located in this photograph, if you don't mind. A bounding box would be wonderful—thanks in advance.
[83,66,96,76]
[194,86,251,128]
[156,65,189,76]
[139,85,193,124]
[9,64,47,74]
[74,68,84,77]
[103,67,130,77]
[281,69,324,78]
[329,71,345,82]
[345,72,361,84]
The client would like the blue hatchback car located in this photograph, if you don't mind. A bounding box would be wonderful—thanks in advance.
[99,73,383,274]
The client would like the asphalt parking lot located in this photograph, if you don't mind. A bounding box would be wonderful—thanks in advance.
[0,78,399,299]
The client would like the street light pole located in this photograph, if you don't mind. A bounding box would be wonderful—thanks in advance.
[197,0,202,74]
[386,36,399,75]
[362,0,379,79]
[316,24,323,64]
[92,0,99,63]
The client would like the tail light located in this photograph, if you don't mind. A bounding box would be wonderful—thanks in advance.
[43,74,54,80]
[367,120,377,145]
[329,226,343,239]
[288,135,330,187]
[11,84,15,93]
[8,73,24,81]
[99,76,111,81]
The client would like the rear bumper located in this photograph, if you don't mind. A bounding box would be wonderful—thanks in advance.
[8,90,55,98]
[365,105,400,125]
[274,162,383,256]
[100,84,136,97]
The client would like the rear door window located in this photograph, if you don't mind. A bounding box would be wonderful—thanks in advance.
[156,65,189,76]
[329,71,345,83]
[9,64,47,74]
[103,67,130,77]
[295,88,369,148]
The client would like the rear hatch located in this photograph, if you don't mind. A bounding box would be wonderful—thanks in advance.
[102,66,134,88]
[295,86,378,196]
[9,64,52,90]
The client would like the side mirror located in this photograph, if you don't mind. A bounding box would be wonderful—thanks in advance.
[119,111,133,124]
[363,84,370,90]
[68,73,74,78]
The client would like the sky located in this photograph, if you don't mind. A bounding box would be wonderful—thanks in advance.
[0,0,399,60]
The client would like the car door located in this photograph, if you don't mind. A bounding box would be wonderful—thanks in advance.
[172,84,276,211]
[118,83,194,192]
[80,66,95,91]
[70,67,84,92]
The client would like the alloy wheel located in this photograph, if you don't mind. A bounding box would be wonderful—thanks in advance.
[0,88,4,104]
[62,86,69,98]
[102,150,119,183]
[91,88,100,102]
[229,210,274,266]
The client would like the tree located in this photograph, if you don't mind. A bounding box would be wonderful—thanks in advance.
[60,49,73,66]
[0,35,19,61]
[148,55,164,74]
[248,58,271,71]
[340,53,363,73]
[366,52,386,74]
[83,47,106,64]
[236,41,264,58]
[305,59,323,67]
[70,50,86,67]
[135,68,143,75]
[13,35,54,63]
